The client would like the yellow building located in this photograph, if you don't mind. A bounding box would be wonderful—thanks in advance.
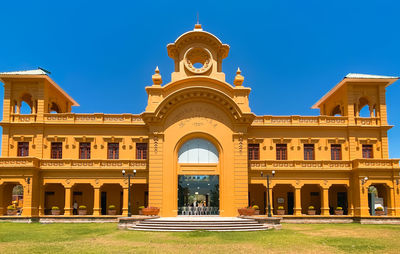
[0,24,399,218]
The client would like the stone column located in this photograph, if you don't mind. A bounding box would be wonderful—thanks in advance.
[388,187,395,216]
[93,187,101,216]
[122,187,129,216]
[294,187,302,216]
[21,184,33,216]
[39,185,45,216]
[0,184,4,215]
[16,101,21,114]
[359,184,370,217]
[321,187,330,216]
[64,187,72,216]
[347,186,354,216]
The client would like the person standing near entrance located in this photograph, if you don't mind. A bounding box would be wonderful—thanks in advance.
[73,200,78,215]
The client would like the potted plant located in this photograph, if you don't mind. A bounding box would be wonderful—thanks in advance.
[277,205,285,215]
[138,206,145,215]
[142,207,160,216]
[252,205,260,215]
[375,206,385,216]
[7,205,17,215]
[78,205,87,215]
[307,205,316,215]
[238,207,255,216]
[335,206,344,215]
[51,206,61,215]
[108,205,116,215]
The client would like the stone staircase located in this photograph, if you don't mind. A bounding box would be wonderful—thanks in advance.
[129,217,274,232]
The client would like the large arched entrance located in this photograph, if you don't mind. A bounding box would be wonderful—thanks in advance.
[177,138,220,215]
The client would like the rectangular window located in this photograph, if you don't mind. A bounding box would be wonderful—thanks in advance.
[17,142,29,157]
[136,143,148,160]
[304,144,315,160]
[276,144,287,160]
[107,143,119,159]
[248,143,260,160]
[51,142,63,159]
[331,144,341,160]
[362,144,373,158]
[79,142,91,159]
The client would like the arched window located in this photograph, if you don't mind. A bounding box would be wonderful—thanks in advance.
[358,97,371,117]
[331,105,342,116]
[20,93,33,114]
[178,138,218,163]
[50,102,60,113]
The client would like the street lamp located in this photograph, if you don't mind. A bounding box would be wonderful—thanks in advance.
[261,170,275,217]
[122,169,136,217]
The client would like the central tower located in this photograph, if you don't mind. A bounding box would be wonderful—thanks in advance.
[167,24,230,82]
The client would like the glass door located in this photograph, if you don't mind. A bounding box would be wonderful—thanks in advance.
[178,175,219,215]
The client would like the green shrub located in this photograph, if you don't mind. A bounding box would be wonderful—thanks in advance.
[7,205,15,210]
[336,207,343,210]
[52,206,60,210]
[308,205,315,210]
[108,205,116,210]
[375,207,384,211]
[278,206,284,210]
[138,206,145,209]
[78,205,87,209]
[252,205,259,210]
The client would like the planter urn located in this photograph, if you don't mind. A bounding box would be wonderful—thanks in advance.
[7,209,17,216]
[277,209,285,215]
[142,207,160,216]
[335,210,344,215]
[78,209,87,215]
[375,210,385,216]
[308,210,316,215]
[108,209,117,215]
[51,209,61,215]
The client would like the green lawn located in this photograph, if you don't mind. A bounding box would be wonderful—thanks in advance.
[0,222,399,253]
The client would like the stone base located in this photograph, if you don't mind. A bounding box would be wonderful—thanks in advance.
[281,215,353,224]
[0,216,38,223]
[240,216,282,229]
[118,216,160,229]
[355,216,400,225]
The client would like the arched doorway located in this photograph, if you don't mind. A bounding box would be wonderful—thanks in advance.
[177,138,220,215]
[368,184,390,216]
[0,182,23,216]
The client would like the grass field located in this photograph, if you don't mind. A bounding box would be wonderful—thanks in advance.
[0,222,399,253]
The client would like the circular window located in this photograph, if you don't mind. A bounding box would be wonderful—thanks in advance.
[183,47,213,74]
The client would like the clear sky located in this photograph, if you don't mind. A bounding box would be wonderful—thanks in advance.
[0,0,399,157]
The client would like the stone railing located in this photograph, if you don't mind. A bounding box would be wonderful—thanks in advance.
[43,113,144,124]
[10,114,37,123]
[355,117,379,126]
[251,116,349,126]
[40,159,148,170]
[249,160,352,171]
[0,157,39,168]
[352,159,399,169]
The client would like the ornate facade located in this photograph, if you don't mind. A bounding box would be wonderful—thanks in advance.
[0,24,399,218]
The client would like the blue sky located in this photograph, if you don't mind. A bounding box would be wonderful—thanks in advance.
[0,1,399,157]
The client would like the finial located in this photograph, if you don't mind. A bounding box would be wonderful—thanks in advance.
[234,67,244,86]
[152,66,162,86]
[194,13,203,31]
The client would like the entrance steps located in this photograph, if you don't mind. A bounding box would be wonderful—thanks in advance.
[129,217,273,232]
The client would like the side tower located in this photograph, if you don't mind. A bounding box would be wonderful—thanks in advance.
[0,69,79,157]
[312,74,398,159]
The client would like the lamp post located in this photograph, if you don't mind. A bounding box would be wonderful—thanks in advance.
[261,170,275,217]
[122,169,136,217]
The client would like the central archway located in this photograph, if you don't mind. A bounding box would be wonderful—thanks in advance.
[177,137,220,215]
